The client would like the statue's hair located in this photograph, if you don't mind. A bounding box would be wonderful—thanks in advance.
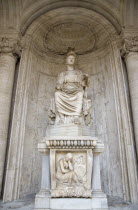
[65,153,73,159]
[66,47,76,58]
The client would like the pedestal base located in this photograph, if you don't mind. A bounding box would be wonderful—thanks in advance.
[35,191,108,210]
[46,125,94,136]
[35,137,108,210]
[35,190,50,210]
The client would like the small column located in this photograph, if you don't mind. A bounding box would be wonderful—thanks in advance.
[121,36,138,155]
[0,37,21,196]
[41,154,50,191]
[92,141,108,209]
[35,142,50,209]
[92,154,102,193]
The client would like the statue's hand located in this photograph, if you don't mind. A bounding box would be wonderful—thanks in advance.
[56,84,62,90]
[61,88,74,94]
[82,73,89,87]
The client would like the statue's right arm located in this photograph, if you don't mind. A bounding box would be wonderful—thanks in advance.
[56,72,64,90]
[60,160,69,173]
[56,83,62,90]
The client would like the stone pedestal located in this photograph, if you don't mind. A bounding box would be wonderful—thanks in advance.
[46,125,94,136]
[34,131,108,210]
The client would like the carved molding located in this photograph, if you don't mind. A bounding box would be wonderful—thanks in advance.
[121,36,138,58]
[46,139,97,149]
[42,136,98,149]
[0,37,23,57]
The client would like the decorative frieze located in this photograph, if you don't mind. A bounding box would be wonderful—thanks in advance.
[44,136,97,149]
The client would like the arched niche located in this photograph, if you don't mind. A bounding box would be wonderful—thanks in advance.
[21,0,121,35]
[3,6,137,205]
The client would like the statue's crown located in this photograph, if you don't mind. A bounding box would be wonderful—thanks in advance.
[66,47,76,57]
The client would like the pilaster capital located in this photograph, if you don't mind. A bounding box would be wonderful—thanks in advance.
[0,37,23,58]
[121,36,138,59]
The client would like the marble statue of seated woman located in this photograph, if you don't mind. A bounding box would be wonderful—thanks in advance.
[49,49,92,125]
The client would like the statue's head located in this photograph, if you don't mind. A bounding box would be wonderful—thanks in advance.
[66,49,76,66]
[65,153,73,161]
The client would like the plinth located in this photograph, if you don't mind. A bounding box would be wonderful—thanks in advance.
[34,125,108,210]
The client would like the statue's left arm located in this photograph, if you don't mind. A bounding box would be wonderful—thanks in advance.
[68,160,73,171]
[81,73,89,98]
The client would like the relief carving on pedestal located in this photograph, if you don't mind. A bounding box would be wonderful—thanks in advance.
[51,151,92,198]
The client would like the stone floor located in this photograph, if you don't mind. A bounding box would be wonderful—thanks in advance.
[0,194,138,210]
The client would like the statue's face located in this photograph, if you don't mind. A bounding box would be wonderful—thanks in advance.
[65,157,72,161]
[66,55,75,65]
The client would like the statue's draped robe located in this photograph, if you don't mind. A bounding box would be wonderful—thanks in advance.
[55,70,88,116]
